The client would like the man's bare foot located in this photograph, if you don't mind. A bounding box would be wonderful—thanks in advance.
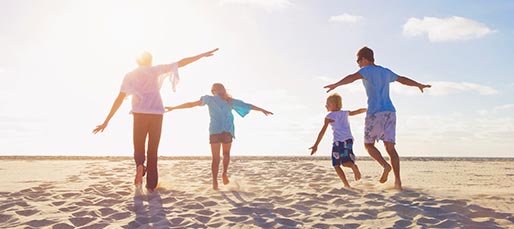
[344,184,351,189]
[134,165,144,185]
[379,164,391,183]
[222,174,230,185]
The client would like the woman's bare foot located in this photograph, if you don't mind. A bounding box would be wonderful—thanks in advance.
[394,181,402,190]
[380,164,392,183]
[222,174,230,185]
[134,165,144,185]
[213,180,219,190]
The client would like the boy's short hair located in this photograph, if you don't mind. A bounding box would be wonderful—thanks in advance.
[357,46,374,62]
[327,93,342,110]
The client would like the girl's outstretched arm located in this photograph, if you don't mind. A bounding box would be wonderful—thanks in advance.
[178,48,219,68]
[251,105,273,116]
[165,100,202,112]
[349,108,367,116]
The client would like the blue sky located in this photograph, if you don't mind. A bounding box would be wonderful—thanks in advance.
[1,0,513,157]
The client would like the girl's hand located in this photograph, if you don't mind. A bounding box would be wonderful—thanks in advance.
[262,110,274,116]
[165,106,174,112]
[309,146,317,155]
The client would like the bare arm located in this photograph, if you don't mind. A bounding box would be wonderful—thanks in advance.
[349,108,367,116]
[396,76,431,93]
[178,48,219,68]
[324,72,362,93]
[165,100,202,112]
[93,92,126,134]
[309,118,333,155]
[251,105,273,116]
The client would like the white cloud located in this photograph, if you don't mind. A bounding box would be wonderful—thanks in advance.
[424,81,497,96]
[494,104,514,111]
[402,16,496,42]
[329,13,365,24]
[219,0,292,10]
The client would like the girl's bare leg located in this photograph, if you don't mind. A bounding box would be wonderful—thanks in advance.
[210,143,221,190]
[222,143,232,185]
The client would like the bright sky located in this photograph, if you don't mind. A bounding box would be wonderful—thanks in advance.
[1,0,513,158]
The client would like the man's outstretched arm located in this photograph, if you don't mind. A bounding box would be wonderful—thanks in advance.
[396,76,431,93]
[324,72,362,93]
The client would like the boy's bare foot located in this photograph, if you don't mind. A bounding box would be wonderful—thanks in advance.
[344,184,351,189]
[353,165,362,181]
[380,164,391,183]
[134,165,144,185]
[222,174,230,185]
[213,181,219,190]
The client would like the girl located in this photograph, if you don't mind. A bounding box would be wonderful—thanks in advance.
[165,83,273,190]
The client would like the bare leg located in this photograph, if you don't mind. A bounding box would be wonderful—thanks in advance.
[210,143,221,190]
[222,143,232,185]
[343,162,361,181]
[364,143,391,183]
[135,164,144,185]
[334,166,351,188]
[384,142,402,190]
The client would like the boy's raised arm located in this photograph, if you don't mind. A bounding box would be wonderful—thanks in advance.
[349,108,367,116]
[396,76,431,93]
[309,119,332,155]
[178,48,219,68]
[324,72,362,93]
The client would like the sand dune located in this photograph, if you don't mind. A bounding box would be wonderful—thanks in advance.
[1,157,513,228]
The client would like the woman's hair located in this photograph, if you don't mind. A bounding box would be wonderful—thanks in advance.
[327,93,342,110]
[212,83,233,104]
[136,51,153,66]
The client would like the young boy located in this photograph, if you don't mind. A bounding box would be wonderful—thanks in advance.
[310,93,366,188]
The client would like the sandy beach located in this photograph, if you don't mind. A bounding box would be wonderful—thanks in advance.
[1,156,513,228]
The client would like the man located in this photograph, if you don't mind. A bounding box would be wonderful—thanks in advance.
[93,48,218,192]
[324,46,431,190]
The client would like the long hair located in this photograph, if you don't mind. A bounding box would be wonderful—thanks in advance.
[212,83,233,104]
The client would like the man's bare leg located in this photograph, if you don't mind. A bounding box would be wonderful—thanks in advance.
[134,164,144,185]
[365,143,391,183]
[384,142,402,190]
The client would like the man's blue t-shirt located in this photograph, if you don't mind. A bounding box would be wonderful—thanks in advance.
[358,65,399,114]
[200,95,252,138]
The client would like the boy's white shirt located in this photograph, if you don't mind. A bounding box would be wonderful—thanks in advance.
[326,110,353,142]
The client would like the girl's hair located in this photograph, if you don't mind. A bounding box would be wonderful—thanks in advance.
[212,83,233,104]
[327,93,342,110]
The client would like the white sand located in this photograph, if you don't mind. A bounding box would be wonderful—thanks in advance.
[1,156,513,228]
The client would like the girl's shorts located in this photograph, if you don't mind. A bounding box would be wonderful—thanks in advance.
[209,131,233,144]
[331,139,356,167]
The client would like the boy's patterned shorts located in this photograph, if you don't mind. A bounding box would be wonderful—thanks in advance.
[331,139,356,167]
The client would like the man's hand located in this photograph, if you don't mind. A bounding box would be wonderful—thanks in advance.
[418,84,431,93]
[309,145,318,155]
